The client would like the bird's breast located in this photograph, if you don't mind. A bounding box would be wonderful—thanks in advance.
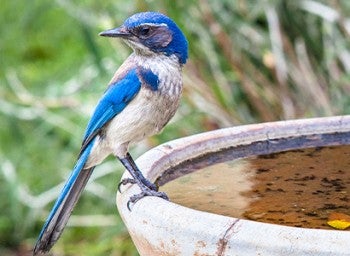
[105,78,182,155]
[92,54,183,159]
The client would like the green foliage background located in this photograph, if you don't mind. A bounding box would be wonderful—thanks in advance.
[0,0,349,255]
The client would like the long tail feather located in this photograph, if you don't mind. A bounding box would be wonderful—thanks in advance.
[33,142,95,255]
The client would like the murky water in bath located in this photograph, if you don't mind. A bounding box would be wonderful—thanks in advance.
[161,145,350,230]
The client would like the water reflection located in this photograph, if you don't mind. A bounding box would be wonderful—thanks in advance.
[161,145,350,230]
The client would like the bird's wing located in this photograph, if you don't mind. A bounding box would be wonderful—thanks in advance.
[80,68,142,153]
[33,68,142,255]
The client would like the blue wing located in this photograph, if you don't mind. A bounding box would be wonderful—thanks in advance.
[81,68,142,150]
[33,68,142,254]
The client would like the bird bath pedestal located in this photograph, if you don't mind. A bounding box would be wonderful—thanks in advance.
[117,116,350,256]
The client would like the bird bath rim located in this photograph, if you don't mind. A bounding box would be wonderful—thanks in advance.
[117,115,350,255]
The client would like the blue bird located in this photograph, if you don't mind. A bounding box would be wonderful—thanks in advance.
[33,11,188,255]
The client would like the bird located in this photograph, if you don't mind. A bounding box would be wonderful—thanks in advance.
[33,11,188,255]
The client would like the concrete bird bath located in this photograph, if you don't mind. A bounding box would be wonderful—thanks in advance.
[117,116,350,255]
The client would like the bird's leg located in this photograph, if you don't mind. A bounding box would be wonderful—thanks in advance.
[118,153,169,210]
[118,153,158,191]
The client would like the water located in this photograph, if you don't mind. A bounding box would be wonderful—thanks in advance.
[161,145,350,230]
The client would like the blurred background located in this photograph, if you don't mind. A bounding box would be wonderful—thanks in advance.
[1,0,349,255]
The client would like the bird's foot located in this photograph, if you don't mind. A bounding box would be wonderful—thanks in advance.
[127,188,169,211]
[118,177,158,192]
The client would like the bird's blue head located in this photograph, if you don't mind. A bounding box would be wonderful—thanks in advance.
[100,12,188,64]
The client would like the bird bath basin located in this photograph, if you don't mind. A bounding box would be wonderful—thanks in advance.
[117,116,350,255]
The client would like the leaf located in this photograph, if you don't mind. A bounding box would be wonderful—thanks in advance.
[327,212,350,230]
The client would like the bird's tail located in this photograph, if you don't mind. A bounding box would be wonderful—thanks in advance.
[33,141,95,255]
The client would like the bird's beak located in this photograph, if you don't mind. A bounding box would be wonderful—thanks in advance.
[99,26,131,38]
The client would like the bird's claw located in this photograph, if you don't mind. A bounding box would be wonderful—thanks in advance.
[118,178,136,192]
[127,189,169,211]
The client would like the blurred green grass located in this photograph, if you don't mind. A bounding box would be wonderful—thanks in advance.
[0,0,349,255]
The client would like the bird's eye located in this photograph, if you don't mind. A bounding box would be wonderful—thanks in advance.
[137,26,151,37]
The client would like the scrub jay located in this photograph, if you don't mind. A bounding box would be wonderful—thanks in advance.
[33,11,188,255]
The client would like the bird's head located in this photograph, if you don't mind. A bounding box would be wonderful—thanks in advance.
[100,12,188,65]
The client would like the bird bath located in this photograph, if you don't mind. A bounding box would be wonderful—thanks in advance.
[117,116,350,255]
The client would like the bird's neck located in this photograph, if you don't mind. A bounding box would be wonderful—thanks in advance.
[108,53,183,97]
[133,52,181,73]
[133,53,183,95]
